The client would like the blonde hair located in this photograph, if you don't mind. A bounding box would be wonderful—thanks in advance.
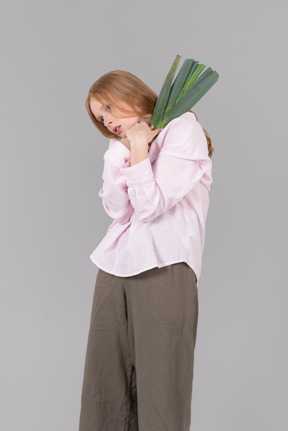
[85,70,214,157]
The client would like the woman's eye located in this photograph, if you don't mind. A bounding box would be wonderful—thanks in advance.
[106,105,111,111]
[99,117,104,123]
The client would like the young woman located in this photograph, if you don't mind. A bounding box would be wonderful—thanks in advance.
[79,70,213,431]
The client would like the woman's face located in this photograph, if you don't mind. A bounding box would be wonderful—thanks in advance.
[90,97,150,139]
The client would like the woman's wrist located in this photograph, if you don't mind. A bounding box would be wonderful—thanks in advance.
[130,143,149,166]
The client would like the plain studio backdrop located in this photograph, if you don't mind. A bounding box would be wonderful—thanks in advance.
[0,0,287,430]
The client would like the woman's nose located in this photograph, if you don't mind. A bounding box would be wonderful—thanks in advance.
[104,115,112,127]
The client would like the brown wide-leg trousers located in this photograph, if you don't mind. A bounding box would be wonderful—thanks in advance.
[79,262,199,431]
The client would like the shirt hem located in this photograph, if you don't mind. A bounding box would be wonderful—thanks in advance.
[89,255,199,279]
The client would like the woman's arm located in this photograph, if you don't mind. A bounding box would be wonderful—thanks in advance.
[119,114,212,223]
[98,141,133,224]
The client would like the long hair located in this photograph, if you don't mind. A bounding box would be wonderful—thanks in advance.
[85,70,214,158]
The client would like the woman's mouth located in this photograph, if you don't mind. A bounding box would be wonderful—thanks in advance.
[113,126,121,135]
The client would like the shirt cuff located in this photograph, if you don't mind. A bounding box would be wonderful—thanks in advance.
[120,157,154,186]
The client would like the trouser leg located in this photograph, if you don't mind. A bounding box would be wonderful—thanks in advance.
[124,262,199,431]
[79,269,138,431]
[79,262,199,431]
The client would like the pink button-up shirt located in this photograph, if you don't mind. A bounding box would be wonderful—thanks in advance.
[89,112,213,280]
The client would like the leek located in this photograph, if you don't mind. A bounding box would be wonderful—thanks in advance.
[150,55,219,129]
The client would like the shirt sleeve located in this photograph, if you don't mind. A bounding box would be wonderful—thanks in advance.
[119,114,212,223]
[98,139,133,224]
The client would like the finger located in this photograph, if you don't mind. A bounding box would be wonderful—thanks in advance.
[152,127,163,136]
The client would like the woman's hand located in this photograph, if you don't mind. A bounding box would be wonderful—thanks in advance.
[121,122,162,152]
[126,121,163,150]
[124,122,163,166]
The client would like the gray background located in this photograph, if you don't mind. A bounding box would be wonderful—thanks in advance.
[1,0,287,430]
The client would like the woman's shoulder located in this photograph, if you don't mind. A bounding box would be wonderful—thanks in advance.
[159,111,202,144]
[157,112,208,159]
[165,111,197,129]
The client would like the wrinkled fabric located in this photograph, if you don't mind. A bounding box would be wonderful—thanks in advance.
[79,262,199,431]
[89,112,212,281]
